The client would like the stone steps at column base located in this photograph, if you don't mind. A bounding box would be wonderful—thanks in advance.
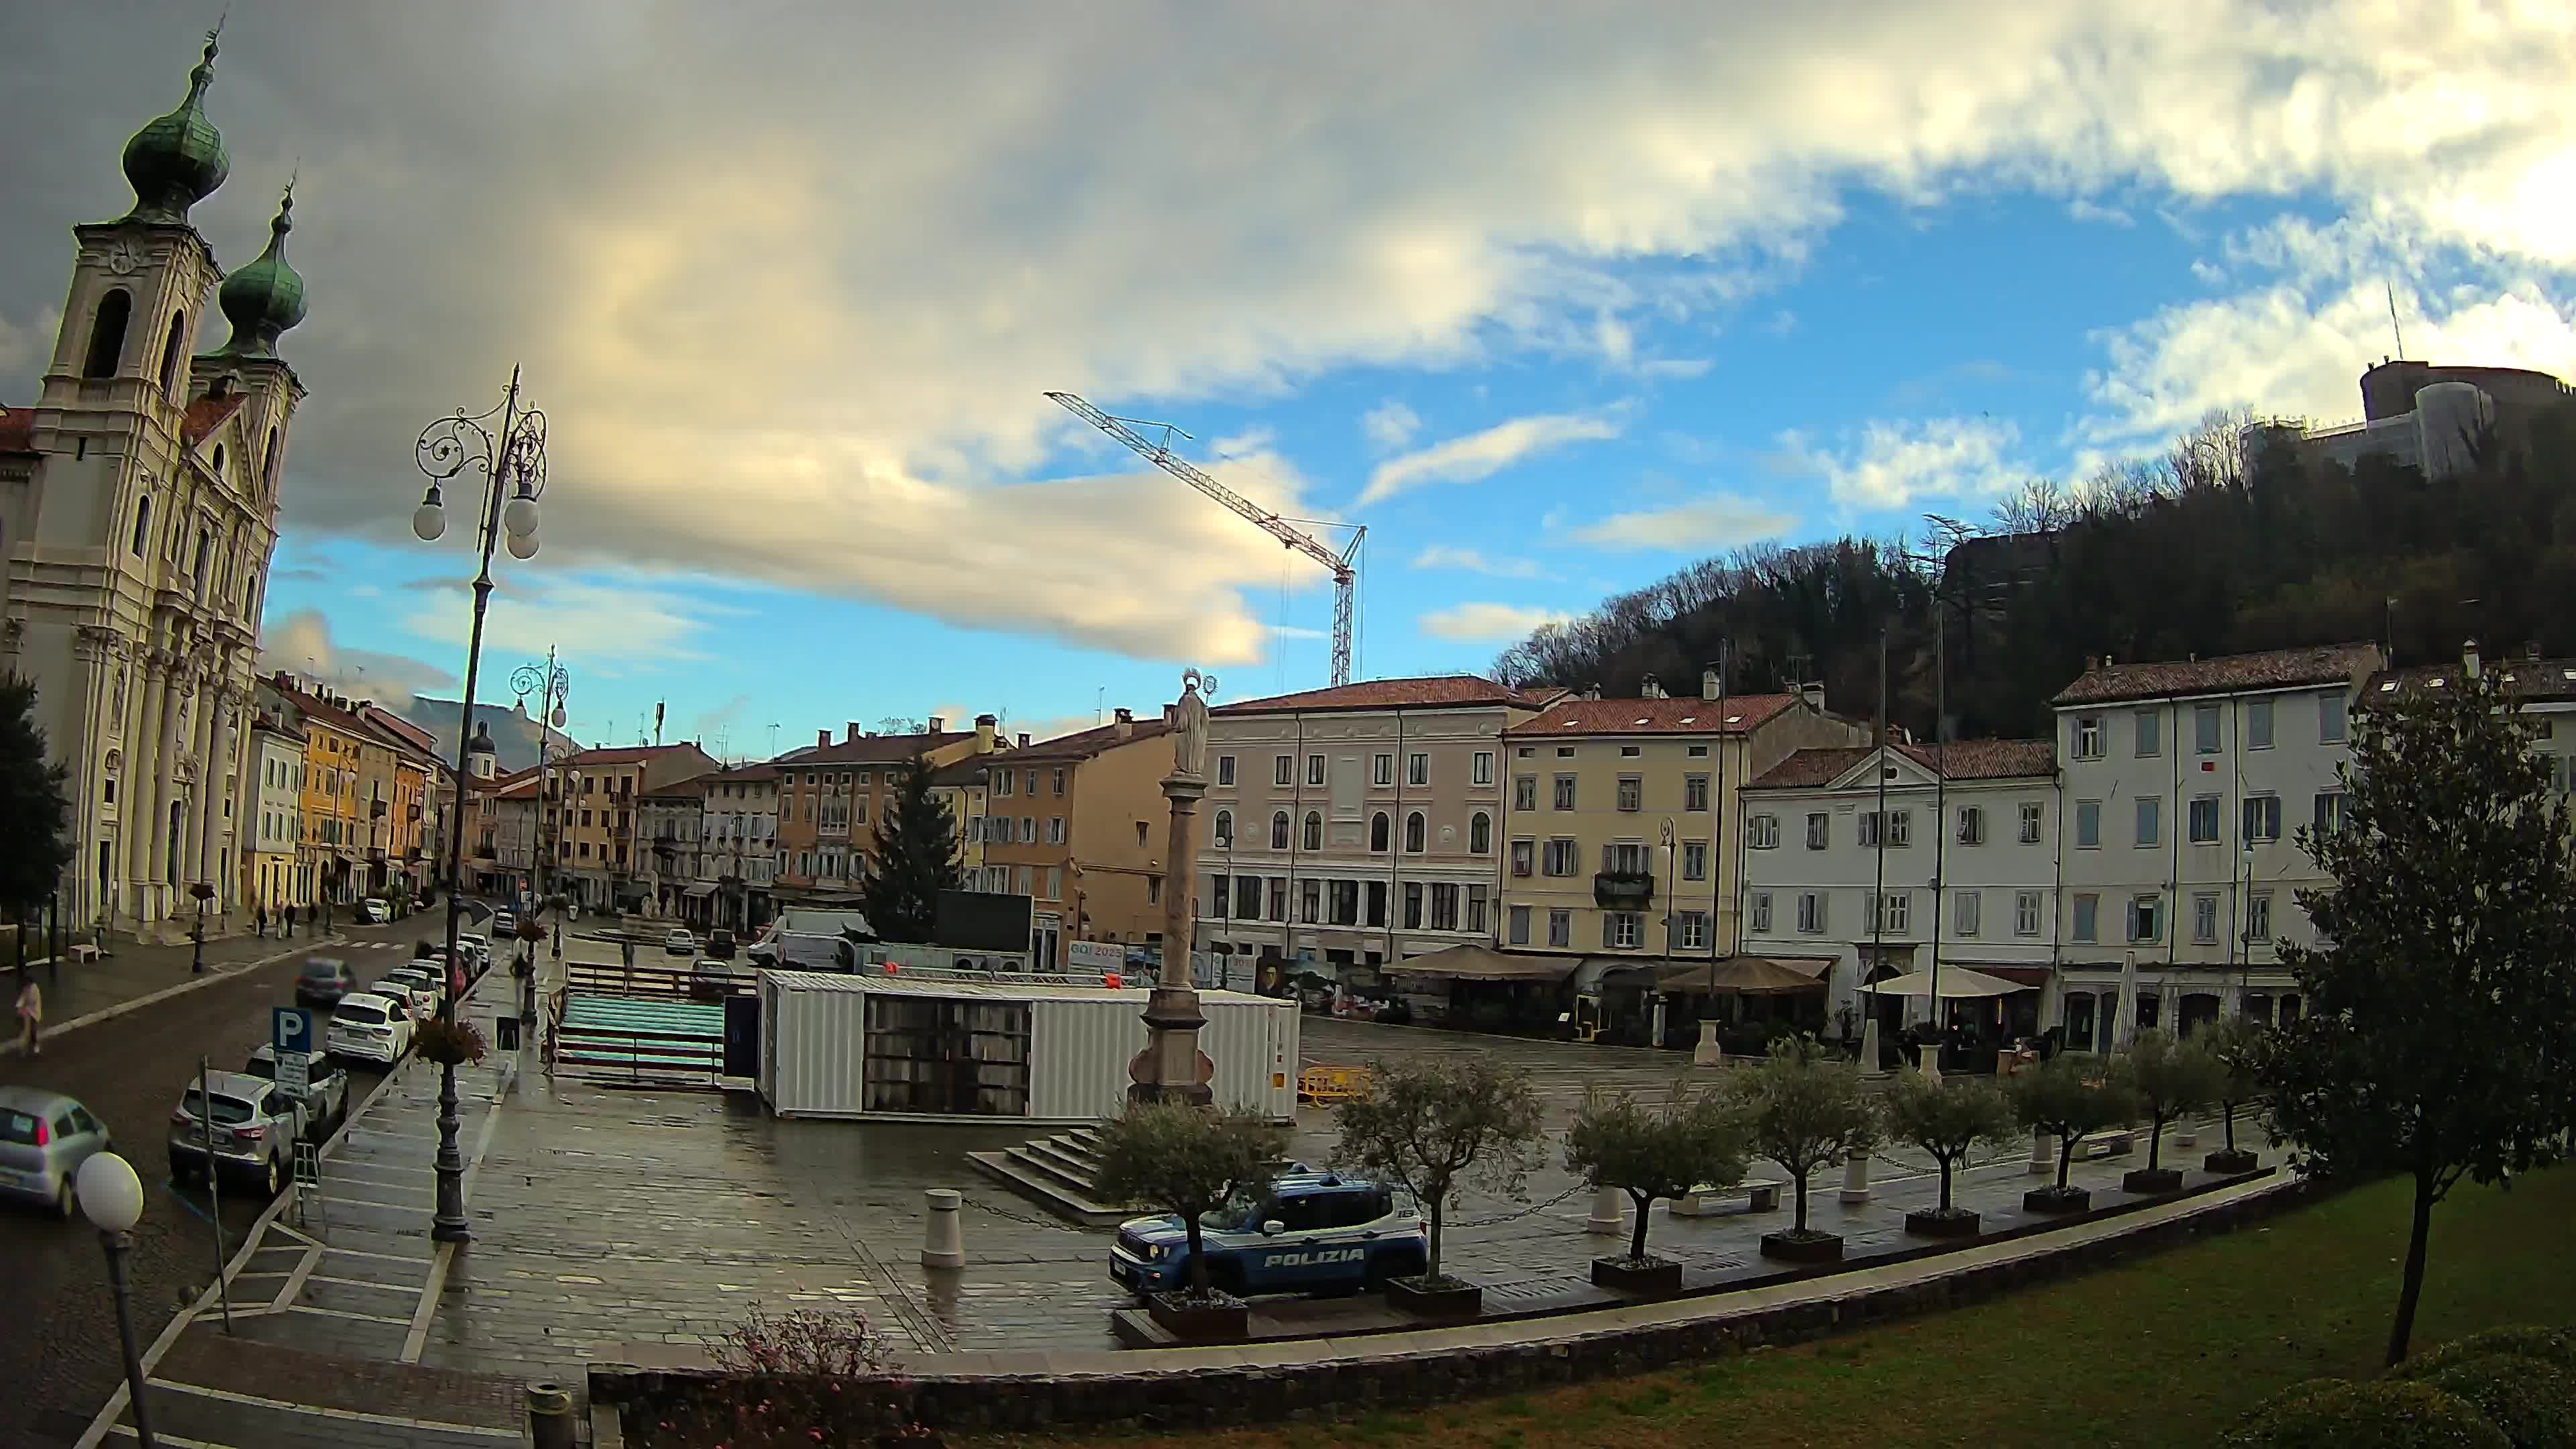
[965,1147,1130,1227]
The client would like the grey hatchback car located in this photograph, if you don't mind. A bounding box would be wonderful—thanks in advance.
[0,1086,113,1218]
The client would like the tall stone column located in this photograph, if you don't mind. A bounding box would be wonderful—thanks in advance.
[1128,671,1216,1109]
[125,657,163,891]
[194,687,233,908]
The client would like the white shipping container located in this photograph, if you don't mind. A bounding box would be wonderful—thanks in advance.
[758,971,1298,1123]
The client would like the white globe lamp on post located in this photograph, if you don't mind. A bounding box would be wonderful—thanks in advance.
[78,1152,156,1448]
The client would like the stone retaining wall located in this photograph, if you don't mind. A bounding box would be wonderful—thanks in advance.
[597,1175,2318,1437]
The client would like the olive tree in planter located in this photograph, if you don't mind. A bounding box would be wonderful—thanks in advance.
[2117,1029,2226,1194]
[1728,1035,1880,1263]
[2198,1016,2267,1174]
[1089,1099,1289,1341]
[1884,1068,2019,1238]
[1563,1085,1747,1295]
[1332,1056,1545,1318]
[2008,1053,2139,1213]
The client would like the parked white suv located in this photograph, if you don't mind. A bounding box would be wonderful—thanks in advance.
[169,1071,298,1197]
[328,993,414,1065]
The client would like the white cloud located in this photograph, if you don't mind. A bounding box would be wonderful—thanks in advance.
[1418,602,1574,642]
[1409,544,1554,580]
[398,573,735,674]
[1360,411,1625,506]
[256,608,455,708]
[1571,494,1796,551]
[9,2,2576,664]
[1778,417,2027,511]
[1360,400,1421,452]
[2069,197,2135,227]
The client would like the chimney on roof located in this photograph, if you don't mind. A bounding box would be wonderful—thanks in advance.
[1701,667,1721,702]
[2085,655,2100,673]
[928,716,945,735]
[2463,638,2481,679]
[846,722,861,744]
[1584,683,1602,702]
[975,713,997,752]
[817,729,830,749]
[1640,673,1664,700]
[2526,641,2544,661]
[1801,682,1825,714]
[1017,733,1030,748]
[1114,707,1134,739]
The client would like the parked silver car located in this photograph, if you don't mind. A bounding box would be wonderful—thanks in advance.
[0,1086,114,1218]
[168,1071,297,1197]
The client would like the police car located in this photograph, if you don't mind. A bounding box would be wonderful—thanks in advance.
[1109,1171,1428,1299]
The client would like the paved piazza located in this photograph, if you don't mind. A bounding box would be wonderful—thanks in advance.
[385,1002,2261,1386]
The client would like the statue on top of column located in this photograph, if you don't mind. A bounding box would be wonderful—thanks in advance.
[1173,668,1216,780]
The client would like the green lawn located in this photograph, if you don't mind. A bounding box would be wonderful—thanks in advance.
[980,1167,2576,1449]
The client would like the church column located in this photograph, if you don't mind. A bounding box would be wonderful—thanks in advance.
[192,680,230,905]
[156,667,193,908]
[129,655,169,912]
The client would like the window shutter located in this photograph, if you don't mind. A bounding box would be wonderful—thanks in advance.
[1601,914,1614,948]
[1600,843,1613,873]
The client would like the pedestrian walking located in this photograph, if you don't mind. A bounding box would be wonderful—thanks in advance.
[255,904,268,939]
[14,977,40,1057]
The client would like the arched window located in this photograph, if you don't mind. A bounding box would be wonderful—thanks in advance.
[1470,811,1493,854]
[1405,811,1427,853]
[211,443,225,478]
[158,311,188,394]
[1370,812,1389,853]
[1302,811,1322,852]
[83,289,133,378]
[1212,809,1233,848]
[129,494,152,557]
[1269,811,1289,851]
[262,428,280,492]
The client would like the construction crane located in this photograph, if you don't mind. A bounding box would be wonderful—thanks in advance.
[1049,390,1363,688]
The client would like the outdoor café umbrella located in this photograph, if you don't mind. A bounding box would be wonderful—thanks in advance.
[1655,957,1824,996]
[1860,964,2023,999]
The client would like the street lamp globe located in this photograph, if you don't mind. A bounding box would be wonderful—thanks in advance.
[412,486,446,543]
[549,704,566,728]
[77,1152,144,1234]
[502,492,541,540]
[504,531,539,560]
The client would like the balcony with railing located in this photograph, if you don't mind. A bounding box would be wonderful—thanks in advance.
[1593,871,1655,909]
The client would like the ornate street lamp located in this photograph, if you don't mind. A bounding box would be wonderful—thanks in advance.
[411,368,547,1243]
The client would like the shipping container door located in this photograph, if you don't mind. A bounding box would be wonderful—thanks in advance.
[722,991,761,1078]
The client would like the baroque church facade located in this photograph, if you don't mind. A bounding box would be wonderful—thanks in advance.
[0,32,309,933]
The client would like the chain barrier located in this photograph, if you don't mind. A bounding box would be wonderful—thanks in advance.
[1448,1181,1589,1229]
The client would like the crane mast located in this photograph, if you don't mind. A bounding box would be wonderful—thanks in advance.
[1048,390,1361,688]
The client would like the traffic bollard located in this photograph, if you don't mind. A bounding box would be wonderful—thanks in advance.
[1839,1151,1872,1205]
[922,1188,965,1269]
[2028,1130,2055,1175]
[527,1381,575,1449]
[1585,1186,1623,1236]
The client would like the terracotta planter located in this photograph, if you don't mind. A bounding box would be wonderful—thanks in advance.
[2204,1148,2260,1175]
[2023,1185,2092,1214]
[1759,1230,1845,1263]
[1590,1255,1684,1295]
[1145,1291,1249,1340]
[1383,1275,1483,1318]
[2122,1167,2185,1195]
[1903,1208,1983,1238]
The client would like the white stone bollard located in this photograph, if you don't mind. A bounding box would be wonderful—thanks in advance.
[2028,1130,2055,1175]
[921,1189,965,1269]
[1839,1152,1872,1205]
[1694,1019,1723,1067]
[1586,1186,1624,1236]
[1858,1018,1882,1074]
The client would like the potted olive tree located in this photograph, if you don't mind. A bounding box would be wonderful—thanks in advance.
[1884,1068,2020,1238]
[2198,1016,2267,1174]
[1090,1099,1289,1341]
[1564,1085,1746,1295]
[1333,1057,1545,1318]
[2118,1028,2226,1194]
[2008,1053,2138,1213]
[1729,1035,1880,1263]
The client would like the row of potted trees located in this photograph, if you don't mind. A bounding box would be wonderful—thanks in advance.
[1092,1022,2267,1330]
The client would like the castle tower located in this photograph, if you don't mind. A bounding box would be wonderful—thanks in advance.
[0,29,310,934]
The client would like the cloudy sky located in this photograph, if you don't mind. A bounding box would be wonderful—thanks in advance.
[5,3,2571,752]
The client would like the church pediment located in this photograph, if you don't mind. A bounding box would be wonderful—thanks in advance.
[1823,746,1941,792]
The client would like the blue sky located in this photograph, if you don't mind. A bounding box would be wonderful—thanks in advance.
[7,5,2573,756]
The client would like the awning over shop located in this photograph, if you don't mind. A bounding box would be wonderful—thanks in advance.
[1951,963,2049,988]
[683,881,719,898]
[1385,944,1579,982]
[1658,956,1832,996]
[1862,965,2024,999]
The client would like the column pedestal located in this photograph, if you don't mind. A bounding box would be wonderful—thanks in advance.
[1127,772,1213,1108]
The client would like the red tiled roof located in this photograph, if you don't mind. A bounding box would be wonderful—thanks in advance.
[763,732,972,767]
[1002,717,1173,762]
[2367,657,2576,705]
[1748,739,2056,790]
[1505,694,1799,737]
[571,743,720,767]
[2051,644,2381,707]
[1214,676,1556,716]
[0,405,33,455]
[181,392,248,447]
